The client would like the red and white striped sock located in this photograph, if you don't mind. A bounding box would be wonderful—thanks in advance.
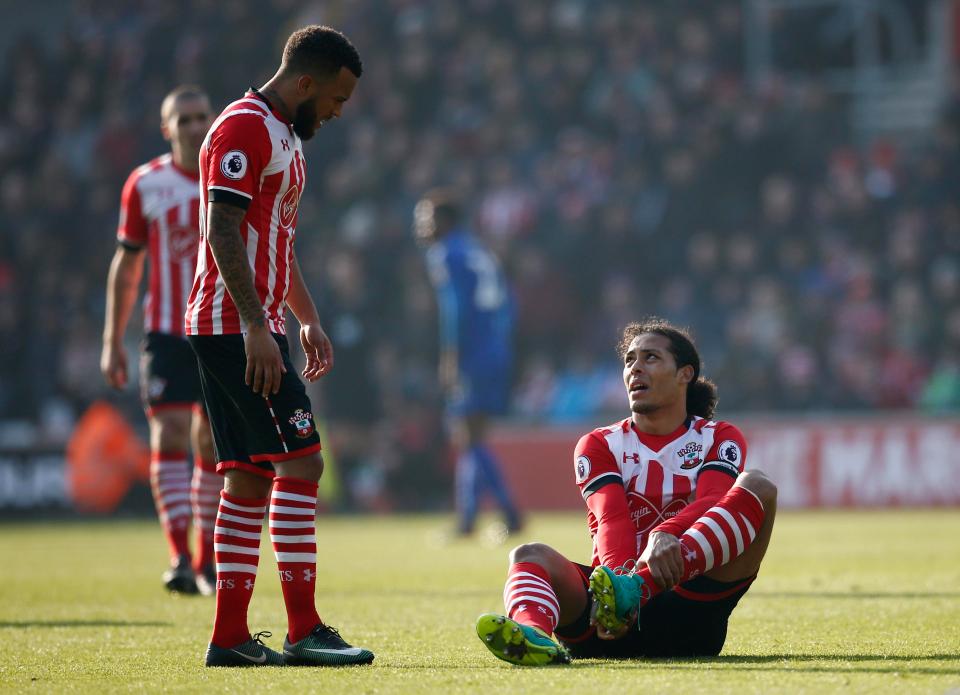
[211,491,266,648]
[190,457,221,571]
[150,451,192,562]
[503,562,559,635]
[637,485,765,606]
[270,477,321,643]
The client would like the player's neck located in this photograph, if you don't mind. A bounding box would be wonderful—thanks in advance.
[257,79,294,123]
[171,147,199,174]
[631,407,687,436]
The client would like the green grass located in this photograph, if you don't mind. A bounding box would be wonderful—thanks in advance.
[1,511,958,693]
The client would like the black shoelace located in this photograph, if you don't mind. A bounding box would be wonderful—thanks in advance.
[314,624,348,647]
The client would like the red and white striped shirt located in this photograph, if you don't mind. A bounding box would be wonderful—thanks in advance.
[574,416,747,566]
[185,91,306,335]
[117,154,201,336]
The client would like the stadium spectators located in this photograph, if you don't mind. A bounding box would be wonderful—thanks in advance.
[1,1,958,497]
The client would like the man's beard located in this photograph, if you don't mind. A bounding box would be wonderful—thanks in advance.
[631,400,661,415]
[293,100,320,140]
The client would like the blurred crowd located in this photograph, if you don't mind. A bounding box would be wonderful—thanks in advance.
[1,0,959,505]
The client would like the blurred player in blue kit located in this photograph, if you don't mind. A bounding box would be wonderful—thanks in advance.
[415,189,522,536]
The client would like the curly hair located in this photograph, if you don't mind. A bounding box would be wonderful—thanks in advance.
[618,318,718,419]
[282,25,363,79]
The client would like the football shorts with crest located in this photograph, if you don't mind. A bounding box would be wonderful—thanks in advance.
[187,332,321,479]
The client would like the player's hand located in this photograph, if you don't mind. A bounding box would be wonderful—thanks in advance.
[639,531,684,590]
[439,350,458,393]
[300,323,333,382]
[101,341,128,389]
[244,324,285,397]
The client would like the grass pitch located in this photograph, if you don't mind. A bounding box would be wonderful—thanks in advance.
[0,510,958,693]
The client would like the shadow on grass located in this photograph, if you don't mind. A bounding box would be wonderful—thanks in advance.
[564,652,960,676]
[751,591,960,599]
[0,620,170,628]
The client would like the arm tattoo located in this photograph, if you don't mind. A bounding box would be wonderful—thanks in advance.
[206,202,266,328]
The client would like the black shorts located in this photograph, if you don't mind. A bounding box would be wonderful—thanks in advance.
[555,563,755,658]
[139,332,203,414]
[187,333,321,479]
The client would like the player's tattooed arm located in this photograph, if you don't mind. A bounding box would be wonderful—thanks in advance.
[205,201,265,329]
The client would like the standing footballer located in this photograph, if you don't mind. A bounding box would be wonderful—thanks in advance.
[184,26,373,667]
[101,85,221,596]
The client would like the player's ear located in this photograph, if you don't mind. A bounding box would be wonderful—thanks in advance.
[160,118,172,143]
[296,74,315,96]
[677,364,694,386]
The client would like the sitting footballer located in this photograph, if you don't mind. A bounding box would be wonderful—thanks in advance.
[476,318,777,664]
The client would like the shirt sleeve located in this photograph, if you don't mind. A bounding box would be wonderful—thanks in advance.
[426,247,459,352]
[204,112,272,209]
[585,483,636,569]
[574,431,621,499]
[700,422,748,479]
[117,170,147,248]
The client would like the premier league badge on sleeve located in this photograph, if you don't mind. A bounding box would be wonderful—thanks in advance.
[220,150,248,180]
[575,455,591,484]
[717,440,741,465]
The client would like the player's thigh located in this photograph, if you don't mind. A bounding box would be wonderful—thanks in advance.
[635,578,752,657]
[148,407,192,452]
[190,405,215,459]
[140,332,203,413]
[256,337,322,458]
[188,334,264,469]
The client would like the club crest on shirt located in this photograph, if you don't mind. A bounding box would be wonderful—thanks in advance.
[717,440,741,465]
[676,442,703,470]
[220,150,248,180]
[288,408,315,438]
[279,184,300,228]
[575,455,591,483]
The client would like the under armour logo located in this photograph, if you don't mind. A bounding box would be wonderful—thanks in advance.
[537,606,547,614]
[281,139,290,151]
[623,452,640,464]
[683,545,697,563]
[303,569,316,581]
[244,578,255,590]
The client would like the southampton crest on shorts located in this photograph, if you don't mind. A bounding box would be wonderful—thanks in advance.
[289,408,315,438]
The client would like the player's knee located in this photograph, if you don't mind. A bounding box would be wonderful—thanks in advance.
[224,469,272,499]
[314,453,325,479]
[150,414,191,452]
[509,542,551,566]
[275,451,324,482]
[738,470,777,509]
[297,452,324,480]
